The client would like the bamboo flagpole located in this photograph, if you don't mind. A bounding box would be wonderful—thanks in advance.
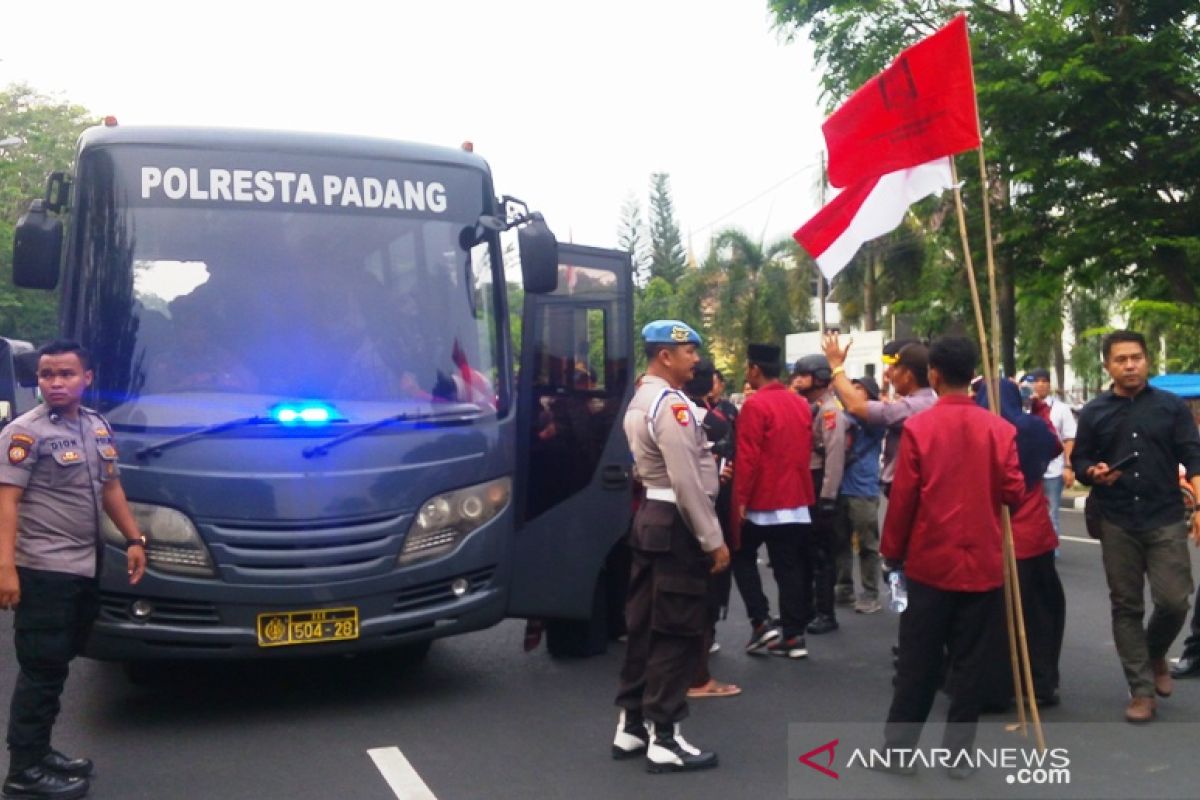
[949,156,1047,750]
[976,142,1046,746]
[817,152,828,335]
[961,12,1046,745]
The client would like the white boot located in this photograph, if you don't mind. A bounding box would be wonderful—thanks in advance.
[611,710,649,759]
[646,723,718,773]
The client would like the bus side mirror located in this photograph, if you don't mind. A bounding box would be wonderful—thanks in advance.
[12,351,40,389]
[12,200,62,290]
[519,215,559,294]
[0,340,39,428]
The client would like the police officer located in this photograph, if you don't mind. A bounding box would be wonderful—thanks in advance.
[0,341,147,800]
[612,321,729,773]
[792,354,846,634]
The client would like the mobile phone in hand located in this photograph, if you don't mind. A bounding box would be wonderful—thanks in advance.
[1106,452,1139,472]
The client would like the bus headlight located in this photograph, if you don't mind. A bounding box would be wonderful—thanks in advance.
[101,503,215,578]
[399,477,511,565]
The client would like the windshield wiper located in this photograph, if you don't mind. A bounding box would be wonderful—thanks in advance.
[135,416,274,459]
[302,407,483,459]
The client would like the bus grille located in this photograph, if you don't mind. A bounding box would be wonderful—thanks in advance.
[203,516,409,584]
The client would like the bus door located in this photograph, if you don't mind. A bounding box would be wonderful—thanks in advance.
[508,244,633,622]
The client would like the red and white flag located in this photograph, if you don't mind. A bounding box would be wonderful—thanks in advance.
[822,15,980,189]
[794,157,954,282]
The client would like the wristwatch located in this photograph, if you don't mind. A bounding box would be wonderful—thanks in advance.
[124,535,147,550]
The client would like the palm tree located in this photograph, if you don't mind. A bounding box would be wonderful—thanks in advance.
[706,228,812,380]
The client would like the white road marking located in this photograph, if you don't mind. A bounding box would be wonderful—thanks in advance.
[1060,534,1099,546]
[368,747,438,800]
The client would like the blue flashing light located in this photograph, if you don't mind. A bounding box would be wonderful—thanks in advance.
[270,402,339,426]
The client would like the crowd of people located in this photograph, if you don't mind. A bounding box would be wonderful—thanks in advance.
[612,321,1200,776]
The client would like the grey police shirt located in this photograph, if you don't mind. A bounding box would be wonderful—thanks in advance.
[0,404,120,578]
[624,375,723,553]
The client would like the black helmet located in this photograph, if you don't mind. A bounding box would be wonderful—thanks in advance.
[792,353,832,385]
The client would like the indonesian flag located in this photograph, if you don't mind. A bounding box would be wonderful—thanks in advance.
[794,157,954,281]
[823,15,980,189]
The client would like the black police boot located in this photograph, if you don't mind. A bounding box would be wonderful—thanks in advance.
[41,751,93,779]
[645,723,718,773]
[2,766,88,800]
[806,614,839,635]
[611,709,649,759]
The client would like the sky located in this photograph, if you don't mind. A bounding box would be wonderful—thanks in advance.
[1,0,830,258]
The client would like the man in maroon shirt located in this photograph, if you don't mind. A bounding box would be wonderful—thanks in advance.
[879,337,1025,777]
[734,343,816,659]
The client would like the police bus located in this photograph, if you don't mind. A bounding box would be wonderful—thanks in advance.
[10,124,634,667]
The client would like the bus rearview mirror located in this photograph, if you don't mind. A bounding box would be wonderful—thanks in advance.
[12,200,62,290]
[519,216,558,294]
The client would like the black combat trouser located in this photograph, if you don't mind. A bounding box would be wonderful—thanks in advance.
[692,568,732,688]
[7,568,99,775]
[808,504,838,619]
[616,501,711,724]
[694,486,734,687]
[885,578,1005,754]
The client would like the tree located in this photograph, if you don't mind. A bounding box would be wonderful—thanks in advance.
[616,192,650,286]
[707,229,804,382]
[0,84,97,343]
[632,277,676,373]
[830,223,926,331]
[1068,284,1113,400]
[1014,268,1065,379]
[647,173,687,286]
[768,2,1200,379]
[1127,300,1200,374]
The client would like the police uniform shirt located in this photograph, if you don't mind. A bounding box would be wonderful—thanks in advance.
[624,375,723,553]
[813,390,848,501]
[0,405,120,578]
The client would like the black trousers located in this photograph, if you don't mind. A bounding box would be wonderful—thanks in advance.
[693,569,732,687]
[977,552,1066,704]
[1180,583,1200,659]
[744,521,813,639]
[731,521,770,625]
[809,505,837,619]
[885,579,1004,753]
[7,568,99,774]
[615,502,710,724]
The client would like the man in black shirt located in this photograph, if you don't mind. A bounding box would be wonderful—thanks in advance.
[1072,330,1200,724]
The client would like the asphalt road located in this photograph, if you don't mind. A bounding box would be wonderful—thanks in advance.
[2,509,1200,800]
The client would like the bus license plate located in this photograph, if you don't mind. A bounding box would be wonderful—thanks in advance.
[256,607,359,648]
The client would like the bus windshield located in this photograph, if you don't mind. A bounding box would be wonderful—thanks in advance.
[70,146,504,430]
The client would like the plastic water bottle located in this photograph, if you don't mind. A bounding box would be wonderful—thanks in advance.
[888,571,908,613]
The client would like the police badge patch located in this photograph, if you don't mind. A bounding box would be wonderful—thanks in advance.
[671,404,691,426]
[8,445,28,465]
[670,326,690,343]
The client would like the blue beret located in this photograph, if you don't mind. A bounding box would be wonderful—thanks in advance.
[642,320,702,346]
